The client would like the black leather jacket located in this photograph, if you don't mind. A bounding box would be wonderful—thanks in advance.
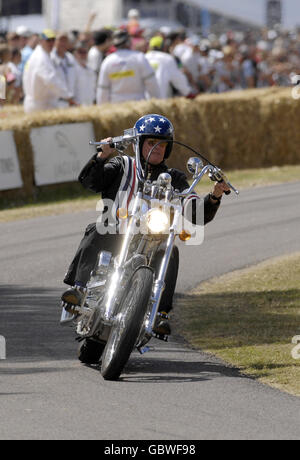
[79,154,220,225]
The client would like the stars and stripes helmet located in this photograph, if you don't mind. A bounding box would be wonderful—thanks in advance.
[134,114,174,159]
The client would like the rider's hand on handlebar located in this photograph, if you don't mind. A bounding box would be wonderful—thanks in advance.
[211,181,231,200]
[97,138,115,160]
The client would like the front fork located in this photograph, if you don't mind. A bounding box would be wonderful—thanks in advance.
[145,229,176,336]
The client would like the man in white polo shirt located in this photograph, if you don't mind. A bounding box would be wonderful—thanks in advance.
[96,29,160,104]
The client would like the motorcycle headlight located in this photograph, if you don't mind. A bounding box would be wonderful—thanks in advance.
[146,209,169,234]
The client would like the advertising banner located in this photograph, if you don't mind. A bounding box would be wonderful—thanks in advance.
[30,123,96,186]
[0,131,23,191]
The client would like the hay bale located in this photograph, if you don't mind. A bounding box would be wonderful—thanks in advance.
[0,88,299,203]
[259,90,300,166]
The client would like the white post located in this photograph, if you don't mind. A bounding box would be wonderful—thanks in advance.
[0,336,6,360]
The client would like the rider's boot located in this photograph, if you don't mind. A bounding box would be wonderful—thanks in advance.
[61,285,85,315]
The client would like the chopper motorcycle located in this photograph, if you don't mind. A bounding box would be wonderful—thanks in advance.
[60,128,239,380]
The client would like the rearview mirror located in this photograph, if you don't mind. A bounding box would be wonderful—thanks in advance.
[187,157,204,176]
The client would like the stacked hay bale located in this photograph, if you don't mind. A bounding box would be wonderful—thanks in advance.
[0,87,298,202]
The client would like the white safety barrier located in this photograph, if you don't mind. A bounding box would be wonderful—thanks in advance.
[0,131,23,191]
[30,122,96,186]
[0,335,6,360]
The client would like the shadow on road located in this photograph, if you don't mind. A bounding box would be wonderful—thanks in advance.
[0,285,248,384]
[0,285,77,362]
[122,354,244,383]
[84,345,245,384]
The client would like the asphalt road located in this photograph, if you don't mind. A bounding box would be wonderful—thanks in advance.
[0,182,300,440]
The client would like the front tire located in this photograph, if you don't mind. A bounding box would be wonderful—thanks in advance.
[101,267,153,380]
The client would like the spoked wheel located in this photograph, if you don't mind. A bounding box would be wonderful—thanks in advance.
[78,338,105,365]
[101,267,153,381]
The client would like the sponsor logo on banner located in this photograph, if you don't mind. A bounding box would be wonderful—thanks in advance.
[0,131,23,191]
[30,123,96,186]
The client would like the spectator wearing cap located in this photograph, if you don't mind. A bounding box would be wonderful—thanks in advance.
[51,32,77,108]
[146,36,192,99]
[96,29,160,104]
[16,26,32,50]
[181,36,204,92]
[73,41,97,106]
[127,9,140,36]
[88,29,112,76]
[126,8,146,52]
[23,30,75,113]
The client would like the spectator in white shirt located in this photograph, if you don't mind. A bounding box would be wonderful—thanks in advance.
[97,29,160,104]
[51,32,78,108]
[23,29,75,113]
[181,36,203,92]
[172,29,189,61]
[73,41,97,106]
[146,36,192,99]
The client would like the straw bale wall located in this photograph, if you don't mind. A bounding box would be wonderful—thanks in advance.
[0,87,299,202]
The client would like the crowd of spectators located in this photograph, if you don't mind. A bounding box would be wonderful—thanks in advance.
[0,9,299,112]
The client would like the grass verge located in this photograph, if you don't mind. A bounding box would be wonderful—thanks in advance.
[175,252,300,396]
[0,164,300,223]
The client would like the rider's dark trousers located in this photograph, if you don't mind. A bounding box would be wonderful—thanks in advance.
[64,223,179,313]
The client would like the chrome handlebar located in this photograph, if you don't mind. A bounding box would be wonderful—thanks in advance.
[89,128,139,150]
[89,132,239,198]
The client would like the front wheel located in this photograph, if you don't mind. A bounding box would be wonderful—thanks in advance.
[101,266,153,381]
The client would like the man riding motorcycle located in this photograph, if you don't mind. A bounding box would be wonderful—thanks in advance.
[61,114,230,334]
